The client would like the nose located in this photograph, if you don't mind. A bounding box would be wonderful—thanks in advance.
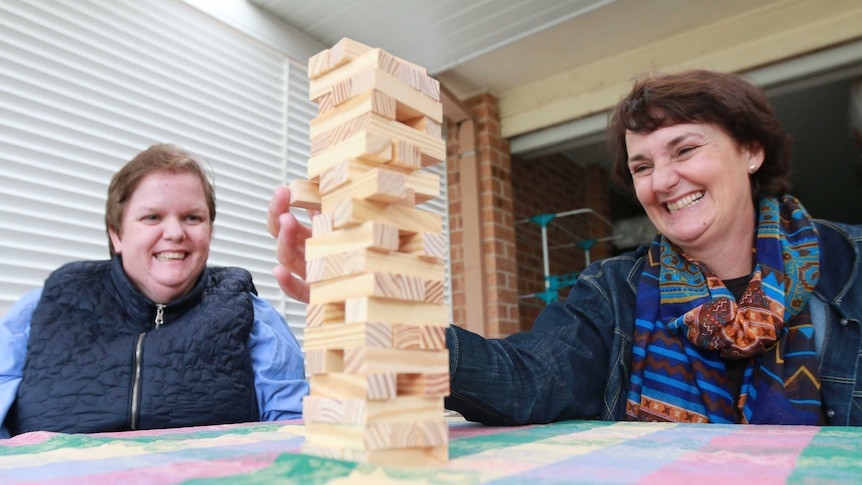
[162,218,187,241]
[651,160,679,193]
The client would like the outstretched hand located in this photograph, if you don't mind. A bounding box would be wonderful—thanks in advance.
[267,185,315,304]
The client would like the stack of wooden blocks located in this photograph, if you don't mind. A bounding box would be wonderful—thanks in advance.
[290,37,450,466]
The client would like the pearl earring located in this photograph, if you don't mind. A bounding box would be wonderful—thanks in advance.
[749,164,757,173]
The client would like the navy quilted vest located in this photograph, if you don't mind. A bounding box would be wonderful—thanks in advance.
[7,257,259,435]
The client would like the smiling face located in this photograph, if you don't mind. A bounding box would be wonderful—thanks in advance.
[626,122,764,261]
[108,170,213,304]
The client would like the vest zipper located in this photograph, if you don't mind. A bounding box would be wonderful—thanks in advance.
[154,304,166,328]
[130,333,145,430]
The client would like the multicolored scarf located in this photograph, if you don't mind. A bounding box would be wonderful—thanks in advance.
[626,196,822,424]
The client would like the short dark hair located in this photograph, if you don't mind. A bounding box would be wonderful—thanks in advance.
[607,70,791,199]
[105,144,216,256]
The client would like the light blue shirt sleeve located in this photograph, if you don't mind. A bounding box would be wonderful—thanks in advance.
[249,294,308,421]
[0,288,41,439]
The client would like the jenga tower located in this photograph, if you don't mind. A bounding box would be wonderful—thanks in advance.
[290,38,449,466]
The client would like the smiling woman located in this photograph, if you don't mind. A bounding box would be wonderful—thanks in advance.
[106,148,215,304]
[268,69,862,428]
[0,144,309,438]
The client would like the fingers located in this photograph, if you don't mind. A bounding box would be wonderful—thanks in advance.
[269,183,313,304]
[267,185,292,238]
[276,212,311,276]
[273,264,310,304]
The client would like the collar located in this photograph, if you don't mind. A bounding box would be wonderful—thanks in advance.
[109,255,209,321]
[812,220,861,315]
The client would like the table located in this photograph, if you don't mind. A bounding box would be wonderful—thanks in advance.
[2,417,860,484]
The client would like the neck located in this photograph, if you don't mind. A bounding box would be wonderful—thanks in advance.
[684,211,756,281]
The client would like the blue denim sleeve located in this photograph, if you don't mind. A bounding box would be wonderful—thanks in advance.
[249,295,308,421]
[1,289,41,439]
[445,275,618,426]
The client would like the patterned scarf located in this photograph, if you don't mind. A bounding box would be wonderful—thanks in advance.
[626,196,822,424]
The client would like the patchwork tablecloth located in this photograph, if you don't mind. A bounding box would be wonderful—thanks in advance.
[2,417,860,483]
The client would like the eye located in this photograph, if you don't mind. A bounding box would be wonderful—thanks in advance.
[142,214,160,222]
[629,163,651,176]
[185,214,206,223]
[675,145,699,158]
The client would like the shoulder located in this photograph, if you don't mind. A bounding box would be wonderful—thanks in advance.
[814,219,862,256]
[816,219,862,238]
[250,293,283,321]
[49,260,111,278]
[204,266,256,294]
[1,288,43,325]
[813,219,862,300]
[579,245,648,296]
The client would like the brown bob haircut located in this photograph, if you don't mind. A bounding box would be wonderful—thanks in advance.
[105,143,216,256]
[607,69,792,199]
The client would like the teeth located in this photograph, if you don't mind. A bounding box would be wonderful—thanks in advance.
[156,252,186,261]
[667,192,704,213]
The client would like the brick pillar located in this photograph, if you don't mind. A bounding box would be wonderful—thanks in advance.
[468,94,518,338]
[446,93,517,338]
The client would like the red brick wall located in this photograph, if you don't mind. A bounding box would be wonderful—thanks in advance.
[446,93,613,336]
[446,93,519,337]
[512,154,612,331]
[469,94,519,337]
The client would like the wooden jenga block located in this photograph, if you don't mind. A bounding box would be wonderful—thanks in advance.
[319,157,437,201]
[399,231,448,260]
[305,220,400,259]
[406,172,440,204]
[309,48,400,100]
[309,373,397,400]
[306,348,344,375]
[309,272,442,305]
[309,112,445,167]
[397,62,441,101]
[397,373,450,398]
[304,348,451,379]
[306,302,344,328]
[343,347,448,374]
[392,324,447,350]
[304,419,447,451]
[332,198,442,233]
[306,247,445,283]
[307,131,393,181]
[307,49,330,80]
[319,167,407,212]
[345,296,449,327]
[405,115,443,139]
[311,212,334,236]
[311,90,397,137]
[390,139,423,170]
[325,67,443,123]
[304,321,392,350]
[287,179,321,211]
[304,321,446,351]
[303,396,444,425]
[326,37,375,74]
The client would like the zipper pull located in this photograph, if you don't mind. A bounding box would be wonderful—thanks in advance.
[154,304,166,329]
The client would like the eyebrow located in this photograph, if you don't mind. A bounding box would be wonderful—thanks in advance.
[627,131,701,165]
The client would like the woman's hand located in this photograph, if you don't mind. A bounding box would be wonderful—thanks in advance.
[267,185,315,304]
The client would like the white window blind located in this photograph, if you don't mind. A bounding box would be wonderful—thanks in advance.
[0,0,312,332]
[0,0,451,337]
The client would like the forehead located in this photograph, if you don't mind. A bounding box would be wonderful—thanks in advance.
[625,123,723,154]
[125,171,207,206]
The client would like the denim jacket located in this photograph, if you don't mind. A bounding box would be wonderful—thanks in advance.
[446,219,862,426]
